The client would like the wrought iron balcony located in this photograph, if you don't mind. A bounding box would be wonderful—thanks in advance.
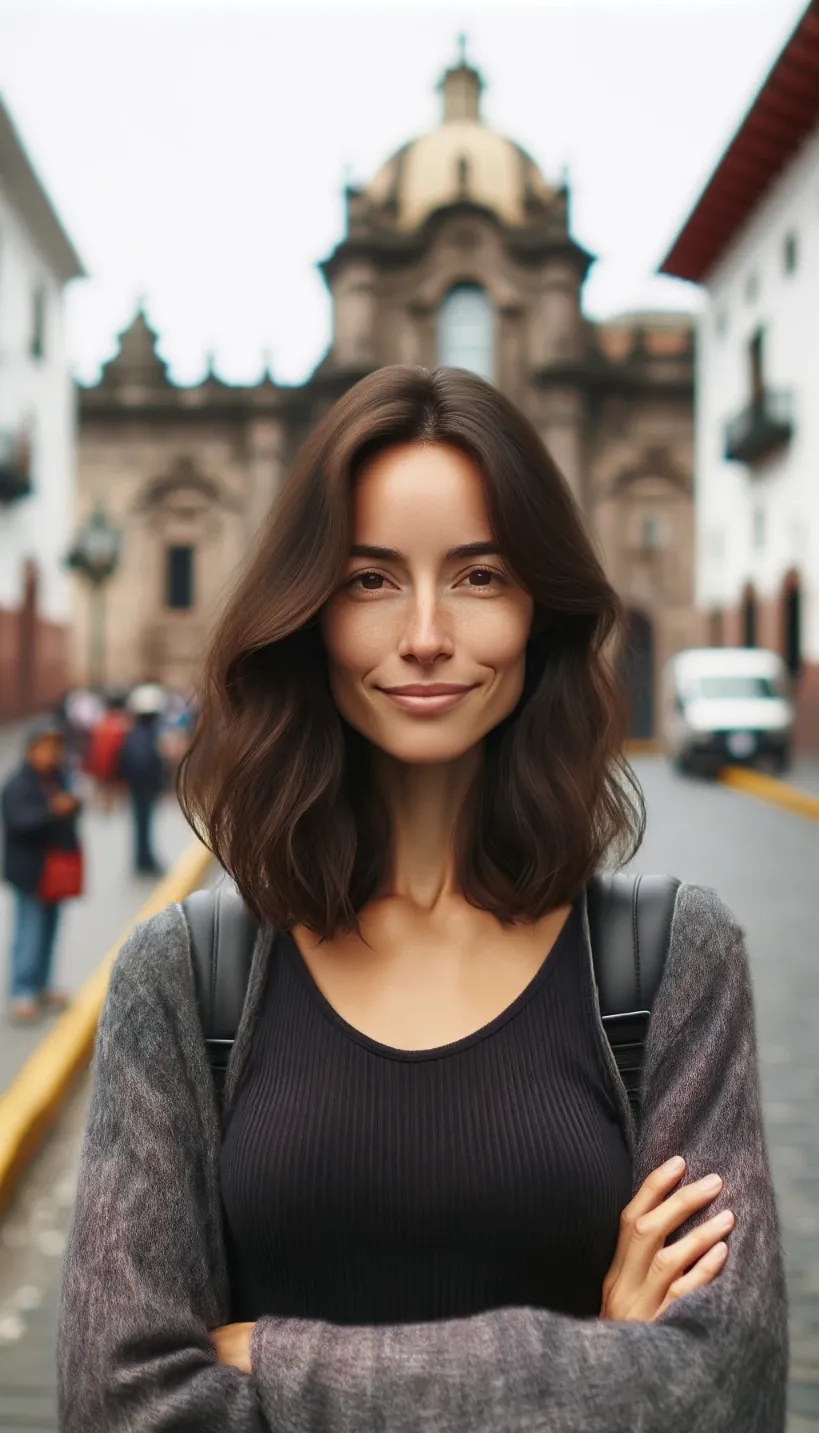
[723,390,794,466]
[0,428,32,504]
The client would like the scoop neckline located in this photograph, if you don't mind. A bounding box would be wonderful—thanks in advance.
[281,901,579,1063]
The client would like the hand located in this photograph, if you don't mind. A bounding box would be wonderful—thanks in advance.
[50,792,79,816]
[210,1321,255,1373]
[600,1157,735,1323]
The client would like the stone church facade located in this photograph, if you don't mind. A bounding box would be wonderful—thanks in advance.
[76,53,698,736]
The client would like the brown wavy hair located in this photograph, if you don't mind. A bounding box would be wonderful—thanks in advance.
[178,365,644,936]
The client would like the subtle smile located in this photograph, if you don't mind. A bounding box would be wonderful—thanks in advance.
[377,683,479,714]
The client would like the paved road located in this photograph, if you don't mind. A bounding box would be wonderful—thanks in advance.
[0,756,817,1430]
[789,758,819,799]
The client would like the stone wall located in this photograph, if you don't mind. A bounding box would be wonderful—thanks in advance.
[0,605,67,721]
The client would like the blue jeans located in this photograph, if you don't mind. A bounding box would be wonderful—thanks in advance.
[8,891,62,1003]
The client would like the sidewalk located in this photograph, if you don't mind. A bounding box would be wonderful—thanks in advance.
[0,791,196,1095]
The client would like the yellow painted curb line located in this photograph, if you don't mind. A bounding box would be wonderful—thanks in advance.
[0,839,214,1220]
[718,766,819,823]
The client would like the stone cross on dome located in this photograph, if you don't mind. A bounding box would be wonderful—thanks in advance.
[440,34,485,122]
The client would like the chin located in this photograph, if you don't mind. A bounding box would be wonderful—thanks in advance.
[372,725,485,766]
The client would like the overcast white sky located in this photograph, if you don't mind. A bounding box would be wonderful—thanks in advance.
[0,0,807,385]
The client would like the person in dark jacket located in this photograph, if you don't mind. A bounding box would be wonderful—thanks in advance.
[118,688,167,877]
[2,717,83,1024]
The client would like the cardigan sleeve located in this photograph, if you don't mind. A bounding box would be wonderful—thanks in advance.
[249,882,789,1433]
[57,908,271,1433]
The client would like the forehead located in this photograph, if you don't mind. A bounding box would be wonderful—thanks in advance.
[353,442,491,540]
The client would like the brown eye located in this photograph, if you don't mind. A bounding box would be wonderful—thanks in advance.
[348,571,386,591]
[467,568,498,587]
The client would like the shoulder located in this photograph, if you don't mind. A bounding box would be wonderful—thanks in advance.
[2,766,31,798]
[89,903,220,1160]
[670,881,745,955]
[104,901,195,1021]
[652,881,752,1048]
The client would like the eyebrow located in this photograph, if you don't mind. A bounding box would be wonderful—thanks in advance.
[349,542,501,562]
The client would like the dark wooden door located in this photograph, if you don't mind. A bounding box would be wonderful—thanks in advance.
[621,610,655,738]
[783,573,802,678]
[18,559,38,713]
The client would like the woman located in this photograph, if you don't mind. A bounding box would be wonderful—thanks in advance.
[58,367,787,1431]
[2,717,83,1023]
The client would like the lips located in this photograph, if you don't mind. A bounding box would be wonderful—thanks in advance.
[381,684,474,697]
[377,683,478,714]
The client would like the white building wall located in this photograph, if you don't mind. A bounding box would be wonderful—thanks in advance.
[695,121,819,660]
[0,175,76,623]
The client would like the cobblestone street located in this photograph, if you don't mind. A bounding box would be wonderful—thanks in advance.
[0,756,817,1429]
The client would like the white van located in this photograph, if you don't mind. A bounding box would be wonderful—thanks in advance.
[662,647,794,776]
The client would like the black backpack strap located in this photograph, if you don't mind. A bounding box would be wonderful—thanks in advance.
[586,873,681,1120]
[182,887,258,1104]
[182,874,681,1124]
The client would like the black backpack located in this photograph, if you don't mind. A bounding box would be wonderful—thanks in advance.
[183,872,680,1121]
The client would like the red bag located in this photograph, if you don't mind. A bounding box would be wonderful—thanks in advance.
[38,849,84,903]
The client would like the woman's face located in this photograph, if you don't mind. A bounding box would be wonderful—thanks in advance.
[321,441,534,766]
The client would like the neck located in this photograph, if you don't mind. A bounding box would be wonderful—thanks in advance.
[372,745,482,911]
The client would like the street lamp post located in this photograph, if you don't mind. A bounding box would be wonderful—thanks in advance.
[66,503,122,689]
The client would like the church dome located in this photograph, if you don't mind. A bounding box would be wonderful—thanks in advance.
[366,47,555,231]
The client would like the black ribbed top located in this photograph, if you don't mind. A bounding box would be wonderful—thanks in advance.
[220,900,632,1326]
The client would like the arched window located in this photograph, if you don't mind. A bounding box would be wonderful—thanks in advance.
[437,284,494,382]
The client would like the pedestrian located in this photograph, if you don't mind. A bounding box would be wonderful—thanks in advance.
[58,367,787,1431]
[2,717,84,1024]
[118,685,167,877]
[86,693,130,812]
[65,686,105,774]
[157,689,195,784]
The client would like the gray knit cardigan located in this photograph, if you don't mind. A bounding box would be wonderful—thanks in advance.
[57,882,788,1431]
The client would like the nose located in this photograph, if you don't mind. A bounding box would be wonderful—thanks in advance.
[397,585,454,666]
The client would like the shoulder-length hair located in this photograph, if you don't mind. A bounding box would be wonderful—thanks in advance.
[178,365,644,936]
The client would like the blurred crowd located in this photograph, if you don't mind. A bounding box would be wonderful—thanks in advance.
[1,682,197,1024]
[55,682,196,795]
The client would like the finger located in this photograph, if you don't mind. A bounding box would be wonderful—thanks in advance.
[605,1159,687,1288]
[662,1209,735,1282]
[633,1173,724,1250]
[654,1242,729,1319]
[607,1177,726,1305]
[641,1212,733,1310]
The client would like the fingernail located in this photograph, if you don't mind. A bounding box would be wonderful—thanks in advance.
[702,1173,722,1192]
[667,1156,685,1173]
